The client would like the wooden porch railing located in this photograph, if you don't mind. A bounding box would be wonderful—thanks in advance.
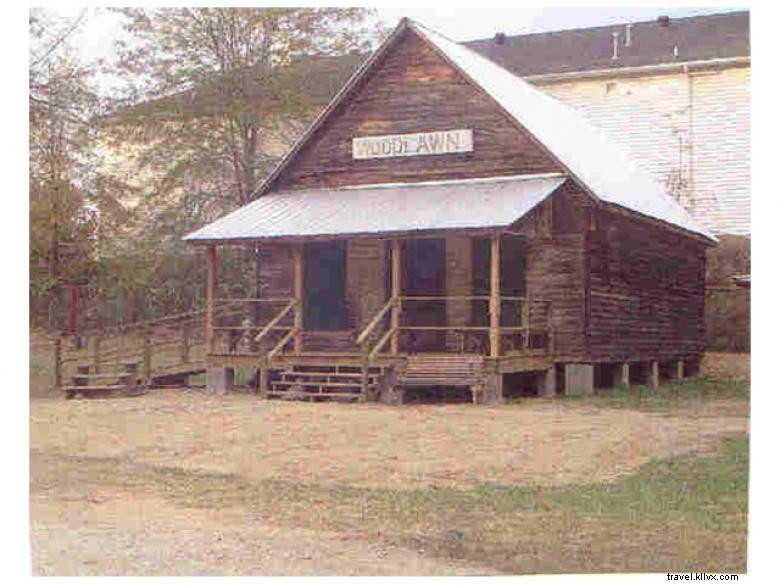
[251,298,298,397]
[206,298,297,355]
[357,295,554,363]
[252,298,297,345]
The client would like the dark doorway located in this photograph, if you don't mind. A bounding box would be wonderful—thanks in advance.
[304,241,347,331]
[403,238,446,351]
[471,237,527,327]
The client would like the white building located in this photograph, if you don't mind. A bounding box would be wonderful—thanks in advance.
[467,11,750,237]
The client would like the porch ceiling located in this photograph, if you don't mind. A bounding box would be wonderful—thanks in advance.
[184,173,566,243]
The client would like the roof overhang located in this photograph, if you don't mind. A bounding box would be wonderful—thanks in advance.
[184,174,566,244]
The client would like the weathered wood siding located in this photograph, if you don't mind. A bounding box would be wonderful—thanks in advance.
[514,184,590,361]
[586,207,707,361]
[515,182,707,363]
[346,239,386,333]
[271,29,562,191]
[525,236,587,360]
[445,235,472,350]
[257,245,293,298]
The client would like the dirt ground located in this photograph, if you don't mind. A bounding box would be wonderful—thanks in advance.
[30,486,482,576]
[29,386,749,575]
[31,391,748,490]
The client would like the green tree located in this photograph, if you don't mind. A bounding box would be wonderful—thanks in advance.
[107,7,376,211]
[29,9,100,329]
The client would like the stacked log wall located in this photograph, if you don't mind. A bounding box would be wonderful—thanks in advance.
[516,185,590,361]
[586,207,708,361]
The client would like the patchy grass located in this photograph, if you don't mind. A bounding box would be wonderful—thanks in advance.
[31,435,748,574]
[567,377,749,413]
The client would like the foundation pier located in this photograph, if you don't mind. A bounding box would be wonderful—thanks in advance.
[613,362,630,388]
[206,367,234,395]
[675,359,685,383]
[647,361,660,391]
[538,366,556,397]
[564,363,594,396]
[482,373,504,405]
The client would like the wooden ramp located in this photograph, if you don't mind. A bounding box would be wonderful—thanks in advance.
[57,309,210,396]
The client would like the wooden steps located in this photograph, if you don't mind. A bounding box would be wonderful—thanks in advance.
[268,364,384,402]
[63,384,137,396]
[65,362,145,399]
[267,354,488,402]
[267,391,362,402]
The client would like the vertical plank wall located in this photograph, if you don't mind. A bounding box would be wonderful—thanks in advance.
[270,29,562,192]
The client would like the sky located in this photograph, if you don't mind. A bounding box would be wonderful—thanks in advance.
[45,5,746,96]
[373,6,745,40]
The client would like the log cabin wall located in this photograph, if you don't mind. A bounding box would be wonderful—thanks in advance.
[515,185,591,361]
[270,29,563,192]
[257,245,294,299]
[586,207,708,362]
[524,235,586,360]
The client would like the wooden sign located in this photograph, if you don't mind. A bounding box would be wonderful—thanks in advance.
[352,129,473,160]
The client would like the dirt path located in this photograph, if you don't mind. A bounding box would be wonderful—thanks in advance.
[31,486,482,576]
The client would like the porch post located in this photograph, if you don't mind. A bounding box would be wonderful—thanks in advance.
[293,244,304,355]
[489,235,501,358]
[391,239,402,355]
[206,244,217,353]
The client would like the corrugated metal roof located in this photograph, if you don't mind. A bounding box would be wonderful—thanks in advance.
[184,174,565,242]
[409,20,714,240]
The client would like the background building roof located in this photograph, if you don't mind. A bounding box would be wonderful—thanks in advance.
[466,11,749,77]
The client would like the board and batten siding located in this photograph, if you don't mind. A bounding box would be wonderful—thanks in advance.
[535,66,750,236]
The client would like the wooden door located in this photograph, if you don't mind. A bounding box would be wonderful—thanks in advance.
[403,238,446,351]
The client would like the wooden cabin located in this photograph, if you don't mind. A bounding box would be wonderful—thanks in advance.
[184,19,714,404]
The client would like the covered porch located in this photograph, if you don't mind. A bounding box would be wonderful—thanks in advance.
[204,235,553,357]
[186,174,564,401]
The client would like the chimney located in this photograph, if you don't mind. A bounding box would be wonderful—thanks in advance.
[657,15,670,27]
[494,32,506,45]
[624,23,632,47]
[612,31,620,59]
